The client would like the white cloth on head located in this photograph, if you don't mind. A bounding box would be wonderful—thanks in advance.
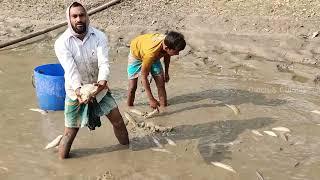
[66,1,90,37]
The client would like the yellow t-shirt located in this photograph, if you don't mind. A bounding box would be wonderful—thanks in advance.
[130,33,166,69]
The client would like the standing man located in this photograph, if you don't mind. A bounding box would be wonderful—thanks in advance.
[54,2,129,159]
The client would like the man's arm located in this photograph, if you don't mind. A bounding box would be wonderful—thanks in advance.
[163,55,171,82]
[54,40,83,102]
[141,60,159,109]
[95,32,110,95]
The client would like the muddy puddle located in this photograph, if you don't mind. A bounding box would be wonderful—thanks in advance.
[1,30,320,180]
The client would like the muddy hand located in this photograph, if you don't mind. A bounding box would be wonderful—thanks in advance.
[93,81,109,94]
[164,73,170,83]
[149,98,160,109]
[90,81,109,102]
[75,87,85,104]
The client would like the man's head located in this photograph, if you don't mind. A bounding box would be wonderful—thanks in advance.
[163,31,186,56]
[67,2,89,36]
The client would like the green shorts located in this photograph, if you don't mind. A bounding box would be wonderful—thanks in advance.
[127,53,163,79]
[64,92,117,128]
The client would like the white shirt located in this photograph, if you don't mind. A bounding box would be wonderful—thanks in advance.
[54,27,110,100]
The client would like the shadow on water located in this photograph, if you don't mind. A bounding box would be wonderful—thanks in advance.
[161,88,287,116]
[72,117,274,163]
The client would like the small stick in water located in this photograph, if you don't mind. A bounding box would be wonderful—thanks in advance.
[263,131,278,137]
[251,130,263,136]
[151,136,163,148]
[144,108,159,119]
[294,161,300,167]
[224,104,240,115]
[151,148,171,153]
[123,112,138,127]
[145,121,155,128]
[311,110,320,115]
[129,108,147,116]
[165,137,177,146]
[44,135,63,149]
[256,170,265,180]
[211,162,236,173]
[272,126,291,132]
[279,133,290,141]
[29,108,48,115]
[0,167,9,172]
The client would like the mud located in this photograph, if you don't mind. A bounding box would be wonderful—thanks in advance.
[2,0,320,180]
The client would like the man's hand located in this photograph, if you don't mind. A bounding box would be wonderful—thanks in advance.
[164,73,170,83]
[163,55,170,83]
[89,80,108,102]
[149,98,160,109]
[75,87,85,104]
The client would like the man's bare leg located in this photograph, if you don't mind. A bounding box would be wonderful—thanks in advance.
[106,108,129,145]
[58,127,79,159]
[153,73,167,107]
[127,78,138,107]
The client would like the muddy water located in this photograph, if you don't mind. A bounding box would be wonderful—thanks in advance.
[1,32,320,180]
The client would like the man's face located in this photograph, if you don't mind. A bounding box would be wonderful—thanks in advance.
[69,6,87,34]
[166,49,180,56]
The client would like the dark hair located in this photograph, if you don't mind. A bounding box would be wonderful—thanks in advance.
[70,2,84,9]
[164,31,186,51]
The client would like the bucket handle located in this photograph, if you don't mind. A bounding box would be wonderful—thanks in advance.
[31,74,35,88]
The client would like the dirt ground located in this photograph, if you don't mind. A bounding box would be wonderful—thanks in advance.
[1,0,320,180]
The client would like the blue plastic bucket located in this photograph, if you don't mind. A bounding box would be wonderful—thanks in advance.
[33,63,65,111]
